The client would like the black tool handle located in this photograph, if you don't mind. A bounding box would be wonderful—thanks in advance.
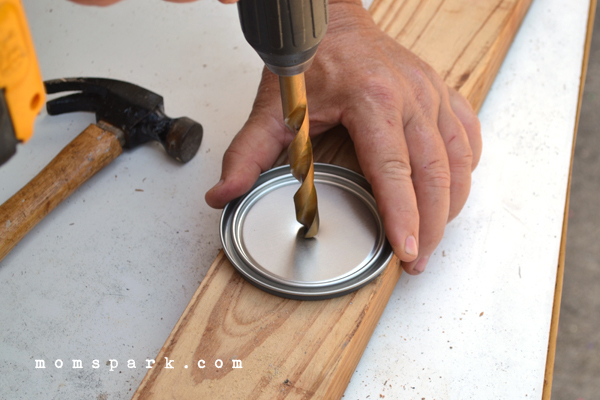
[238,0,328,76]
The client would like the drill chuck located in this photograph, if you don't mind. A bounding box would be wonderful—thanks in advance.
[237,0,329,76]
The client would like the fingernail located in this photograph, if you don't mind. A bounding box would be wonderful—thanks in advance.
[405,235,418,256]
[413,256,429,274]
[209,179,224,192]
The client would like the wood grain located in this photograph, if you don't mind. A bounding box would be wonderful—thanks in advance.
[133,1,534,398]
[0,124,122,262]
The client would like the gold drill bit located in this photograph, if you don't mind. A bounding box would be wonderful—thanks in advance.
[279,74,319,238]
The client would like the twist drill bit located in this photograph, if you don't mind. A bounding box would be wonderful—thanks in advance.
[236,0,327,238]
[280,74,319,238]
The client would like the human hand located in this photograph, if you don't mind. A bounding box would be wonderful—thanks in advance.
[205,0,482,275]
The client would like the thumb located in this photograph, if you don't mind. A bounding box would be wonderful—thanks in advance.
[206,72,291,208]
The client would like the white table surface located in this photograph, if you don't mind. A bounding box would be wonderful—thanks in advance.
[0,0,590,398]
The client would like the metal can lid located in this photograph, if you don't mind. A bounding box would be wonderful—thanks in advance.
[220,163,393,300]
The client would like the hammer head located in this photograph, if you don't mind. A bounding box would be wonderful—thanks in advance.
[45,78,203,163]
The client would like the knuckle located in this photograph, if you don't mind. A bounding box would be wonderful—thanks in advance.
[223,145,263,175]
[222,145,244,163]
[375,156,412,183]
[419,158,451,189]
[450,148,474,172]
[426,66,446,89]
[395,207,420,224]
[409,63,435,89]
[410,83,439,115]
[359,75,399,107]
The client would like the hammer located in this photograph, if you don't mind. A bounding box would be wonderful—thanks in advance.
[0,77,203,262]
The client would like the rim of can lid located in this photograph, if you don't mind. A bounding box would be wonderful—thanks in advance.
[220,163,393,300]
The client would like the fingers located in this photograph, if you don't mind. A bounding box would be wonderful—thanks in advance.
[448,87,482,170]
[437,91,474,222]
[342,99,420,264]
[400,114,451,275]
[205,72,290,209]
[398,81,479,273]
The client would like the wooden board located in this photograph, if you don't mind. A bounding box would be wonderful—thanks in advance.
[542,0,597,398]
[133,1,534,398]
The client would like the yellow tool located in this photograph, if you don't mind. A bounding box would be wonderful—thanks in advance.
[0,0,45,166]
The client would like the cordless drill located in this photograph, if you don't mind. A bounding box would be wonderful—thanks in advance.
[237,0,328,238]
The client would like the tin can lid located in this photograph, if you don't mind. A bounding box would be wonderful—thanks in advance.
[220,163,393,300]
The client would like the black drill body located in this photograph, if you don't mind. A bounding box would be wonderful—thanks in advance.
[237,0,329,76]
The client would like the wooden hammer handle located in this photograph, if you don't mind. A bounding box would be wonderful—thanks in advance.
[0,124,122,262]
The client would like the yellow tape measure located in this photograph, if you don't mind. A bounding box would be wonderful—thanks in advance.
[0,0,44,162]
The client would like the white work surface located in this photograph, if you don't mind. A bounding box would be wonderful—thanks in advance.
[0,0,590,399]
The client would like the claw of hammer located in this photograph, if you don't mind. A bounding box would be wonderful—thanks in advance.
[0,77,203,263]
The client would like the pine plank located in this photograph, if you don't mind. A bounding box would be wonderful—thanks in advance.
[133,1,534,398]
[542,0,597,397]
